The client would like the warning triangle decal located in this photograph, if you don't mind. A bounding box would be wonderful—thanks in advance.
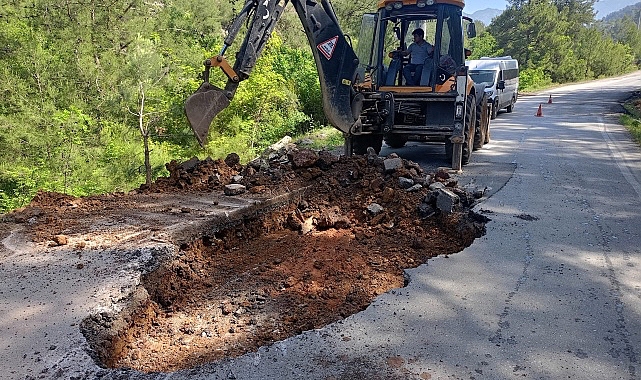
[317,36,339,60]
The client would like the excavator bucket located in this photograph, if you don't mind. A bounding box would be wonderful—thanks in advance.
[185,82,230,146]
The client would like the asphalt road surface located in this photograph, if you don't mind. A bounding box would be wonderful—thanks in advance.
[3,72,641,380]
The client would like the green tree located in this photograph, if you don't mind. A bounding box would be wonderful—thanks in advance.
[607,16,641,64]
[120,37,170,186]
[468,31,504,59]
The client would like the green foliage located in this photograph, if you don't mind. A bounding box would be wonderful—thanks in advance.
[519,67,552,91]
[295,127,345,150]
[602,15,641,65]
[620,112,641,146]
[468,32,503,59]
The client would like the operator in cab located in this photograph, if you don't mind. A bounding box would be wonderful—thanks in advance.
[400,28,434,86]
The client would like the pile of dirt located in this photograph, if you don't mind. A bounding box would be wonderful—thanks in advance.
[7,142,488,373]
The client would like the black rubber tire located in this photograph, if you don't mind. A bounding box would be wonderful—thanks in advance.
[461,94,476,165]
[491,99,498,119]
[384,134,408,149]
[484,118,491,144]
[506,97,515,113]
[474,94,489,151]
[351,134,383,155]
[445,138,453,163]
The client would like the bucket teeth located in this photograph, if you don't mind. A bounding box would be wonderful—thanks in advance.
[185,83,231,146]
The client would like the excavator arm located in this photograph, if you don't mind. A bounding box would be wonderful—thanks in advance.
[185,0,361,146]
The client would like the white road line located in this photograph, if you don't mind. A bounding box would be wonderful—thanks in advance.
[599,115,641,203]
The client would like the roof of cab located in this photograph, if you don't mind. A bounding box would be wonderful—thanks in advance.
[377,0,466,10]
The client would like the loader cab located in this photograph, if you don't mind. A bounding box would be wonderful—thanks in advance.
[356,0,472,92]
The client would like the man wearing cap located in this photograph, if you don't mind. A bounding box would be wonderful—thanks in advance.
[401,28,434,85]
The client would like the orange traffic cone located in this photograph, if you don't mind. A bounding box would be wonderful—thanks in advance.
[548,95,553,104]
[535,103,543,117]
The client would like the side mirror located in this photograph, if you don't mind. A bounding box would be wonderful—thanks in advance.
[464,48,472,58]
[467,23,477,38]
[497,80,505,90]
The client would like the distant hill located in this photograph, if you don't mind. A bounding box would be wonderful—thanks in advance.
[602,2,641,22]
[597,0,641,19]
[464,8,503,26]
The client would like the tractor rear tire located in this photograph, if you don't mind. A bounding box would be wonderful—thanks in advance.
[474,94,489,151]
[461,94,476,165]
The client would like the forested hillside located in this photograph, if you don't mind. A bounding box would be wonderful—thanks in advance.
[0,0,639,212]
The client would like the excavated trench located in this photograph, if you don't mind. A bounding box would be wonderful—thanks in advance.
[81,205,487,373]
[76,151,489,373]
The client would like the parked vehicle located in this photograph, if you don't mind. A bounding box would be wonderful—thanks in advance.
[467,57,519,119]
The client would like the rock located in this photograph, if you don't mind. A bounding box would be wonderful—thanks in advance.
[221,302,234,315]
[244,166,256,177]
[224,184,246,196]
[317,150,339,170]
[367,203,384,215]
[370,177,385,190]
[300,217,314,235]
[249,185,266,194]
[436,188,460,214]
[248,158,267,170]
[434,168,450,181]
[405,160,422,173]
[383,157,404,173]
[231,175,244,183]
[366,147,379,165]
[406,184,423,192]
[297,138,314,146]
[381,187,396,203]
[414,176,428,185]
[473,187,488,199]
[53,235,68,246]
[179,157,200,172]
[288,149,319,168]
[270,136,292,151]
[398,177,414,189]
[417,203,436,218]
[429,182,445,191]
[317,207,351,229]
[224,153,240,167]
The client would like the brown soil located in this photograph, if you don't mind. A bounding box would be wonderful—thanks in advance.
[6,145,487,373]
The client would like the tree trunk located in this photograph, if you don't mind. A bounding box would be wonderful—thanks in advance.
[138,83,152,186]
[143,133,151,186]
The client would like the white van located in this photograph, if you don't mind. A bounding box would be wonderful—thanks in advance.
[466,57,519,119]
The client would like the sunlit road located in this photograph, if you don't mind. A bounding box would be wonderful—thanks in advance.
[24,73,638,380]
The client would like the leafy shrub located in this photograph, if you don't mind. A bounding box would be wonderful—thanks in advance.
[519,68,552,91]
